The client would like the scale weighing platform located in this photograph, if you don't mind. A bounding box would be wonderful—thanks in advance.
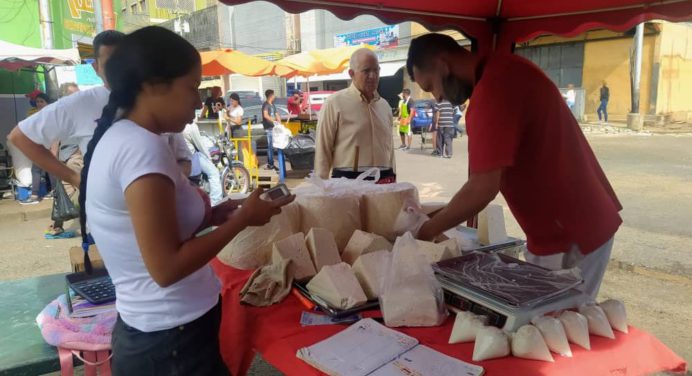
[433,252,589,332]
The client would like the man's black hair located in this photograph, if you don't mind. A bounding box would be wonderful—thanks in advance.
[35,92,51,104]
[265,89,274,99]
[407,33,464,80]
[93,30,125,60]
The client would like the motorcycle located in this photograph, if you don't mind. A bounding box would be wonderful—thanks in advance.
[191,133,251,196]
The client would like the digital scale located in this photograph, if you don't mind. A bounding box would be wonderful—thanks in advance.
[433,252,589,332]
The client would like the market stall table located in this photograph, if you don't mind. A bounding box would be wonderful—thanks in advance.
[210,259,687,376]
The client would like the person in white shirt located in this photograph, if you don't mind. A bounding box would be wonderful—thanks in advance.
[81,26,294,374]
[8,30,191,194]
[182,122,224,205]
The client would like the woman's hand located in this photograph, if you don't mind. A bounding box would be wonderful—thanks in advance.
[210,198,244,226]
[230,188,295,227]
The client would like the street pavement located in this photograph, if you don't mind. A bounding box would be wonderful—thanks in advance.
[1,130,690,371]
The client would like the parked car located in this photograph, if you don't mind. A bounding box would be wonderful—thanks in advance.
[305,91,334,113]
[410,99,435,134]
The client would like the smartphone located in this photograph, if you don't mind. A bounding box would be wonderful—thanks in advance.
[261,183,291,201]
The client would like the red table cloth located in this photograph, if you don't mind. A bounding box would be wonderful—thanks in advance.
[211,259,687,376]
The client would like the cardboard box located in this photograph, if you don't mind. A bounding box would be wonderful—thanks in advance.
[69,245,104,273]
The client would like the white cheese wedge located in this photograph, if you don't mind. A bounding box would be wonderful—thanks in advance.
[272,232,316,281]
[352,250,392,300]
[415,239,461,263]
[341,230,393,265]
[305,228,342,272]
[306,262,368,309]
[477,204,508,246]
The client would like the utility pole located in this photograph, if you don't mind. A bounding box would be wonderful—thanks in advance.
[94,0,104,33]
[628,23,645,131]
[38,0,53,49]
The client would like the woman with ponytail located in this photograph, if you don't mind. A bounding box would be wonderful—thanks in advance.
[80,26,294,375]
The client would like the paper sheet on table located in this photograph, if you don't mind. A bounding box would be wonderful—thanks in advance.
[370,345,484,376]
[296,318,418,376]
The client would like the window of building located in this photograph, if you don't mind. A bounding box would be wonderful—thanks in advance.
[139,0,147,12]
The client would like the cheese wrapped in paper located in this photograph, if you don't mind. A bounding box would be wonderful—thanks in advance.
[362,184,419,242]
[218,202,300,270]
[511,325,554,362]
[272,232,316,281]
[305,228,341,272]
[342,230,393,265]
[352,250,391,300]
[297,195,361,253]
[306,262,367,310]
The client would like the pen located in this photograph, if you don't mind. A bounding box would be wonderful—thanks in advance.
[292,288,316,310]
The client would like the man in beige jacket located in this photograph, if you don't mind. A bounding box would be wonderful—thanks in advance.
[314,48,395,183]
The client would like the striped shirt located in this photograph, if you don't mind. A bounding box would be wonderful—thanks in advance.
[434,100,455,128]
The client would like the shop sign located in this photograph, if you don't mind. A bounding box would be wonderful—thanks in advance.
[334,25,399,49]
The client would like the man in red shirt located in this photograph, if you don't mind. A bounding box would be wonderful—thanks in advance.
[287,90,304,117]
[407,33,622,298]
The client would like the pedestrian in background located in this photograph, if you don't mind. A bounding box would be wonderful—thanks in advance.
[598,81,609,124]
[397,88,414,150]
[22,92,56,205]
[315,48,395,182]
[433,98,455,158]
[262,89,281,171]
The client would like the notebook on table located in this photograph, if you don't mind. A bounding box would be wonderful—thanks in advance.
[296,318,484,376]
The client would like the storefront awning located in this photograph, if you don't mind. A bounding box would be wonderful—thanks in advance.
[0,40,81,71]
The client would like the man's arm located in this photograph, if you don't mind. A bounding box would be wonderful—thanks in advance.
[314,101,337,179]
[417,168,503,241]
[8,128,80,186]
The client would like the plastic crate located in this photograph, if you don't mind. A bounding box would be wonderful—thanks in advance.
[287,151,315,170]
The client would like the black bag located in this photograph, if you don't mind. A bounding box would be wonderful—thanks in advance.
[51,181,79,222]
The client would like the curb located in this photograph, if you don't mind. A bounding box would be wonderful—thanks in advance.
[0,207,53,224]
[607,259,691,284]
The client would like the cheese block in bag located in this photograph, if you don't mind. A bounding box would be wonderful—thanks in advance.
[473,326,510,361]
[352,250,391,300]
[449,311,487,343]
[416,239,460,263]
[342,230,393,265]
[599,299,628,333]
[579,304,615,339]
[298,195,361,253]
[272,233,316,281]
[511,324,554,362]
[531,315,572,357]
[218,202,300,270]
[362,184,419,242]
[559,311,591,350]
[306,262,367,310]
[305,228,341,272]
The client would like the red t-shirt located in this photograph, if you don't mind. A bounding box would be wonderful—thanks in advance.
[466,53,622,255]
[287,96,302,116]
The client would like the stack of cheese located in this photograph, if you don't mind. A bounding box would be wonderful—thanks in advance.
[448,299,628,362]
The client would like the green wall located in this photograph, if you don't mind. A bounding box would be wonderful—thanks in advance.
[0,0,43,94]
[50,0,97,49]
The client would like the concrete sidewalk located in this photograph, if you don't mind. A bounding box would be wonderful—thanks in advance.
[0,197,53,224]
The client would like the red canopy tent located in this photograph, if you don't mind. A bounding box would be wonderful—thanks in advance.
[218,0,692,52]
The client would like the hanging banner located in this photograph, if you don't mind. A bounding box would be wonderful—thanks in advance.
[334,25,399,49]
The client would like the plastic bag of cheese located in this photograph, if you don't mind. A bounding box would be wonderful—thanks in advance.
[579,304,615,339]
[217,202,300,270]
[558,310,591,350]
[472,326,510,361]
[362,183,419,242]
[511,325,554,362]
[449,311,488,343]
[599,299,628,333]
[380,233,448,327]
[531,316,572,357]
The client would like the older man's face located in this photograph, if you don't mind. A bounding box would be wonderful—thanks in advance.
[350,53,380,96]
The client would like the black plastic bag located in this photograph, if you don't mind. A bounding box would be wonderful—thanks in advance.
[51,181,79,222]
[284,133,316,156]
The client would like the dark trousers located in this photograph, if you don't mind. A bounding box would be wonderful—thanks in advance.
[31,164,54,197]
[111,301,230,376]
[439,127,455,156]
[597,99,608,122]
